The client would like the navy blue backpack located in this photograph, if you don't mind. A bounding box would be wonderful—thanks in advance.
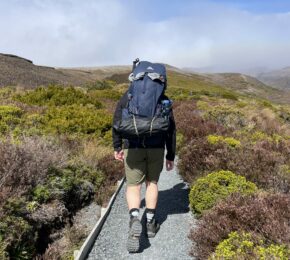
[114,59,171,138]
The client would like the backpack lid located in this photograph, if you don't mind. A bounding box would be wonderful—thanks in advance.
[132,61,166,80]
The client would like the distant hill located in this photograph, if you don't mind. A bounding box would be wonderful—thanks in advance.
[0,53,83,87]
[203,73,290,103]
[0,53,131,88]
[0,53,290,104]
[256,67,290,91]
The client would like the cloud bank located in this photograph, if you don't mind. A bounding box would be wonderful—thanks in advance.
[0,0,290,72]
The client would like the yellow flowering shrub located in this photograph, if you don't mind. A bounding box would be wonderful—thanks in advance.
[189,170,257,215]
[207,135,241,148]
[210,231,290,260]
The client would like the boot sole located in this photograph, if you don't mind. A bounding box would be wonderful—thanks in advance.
[127,220,142,253]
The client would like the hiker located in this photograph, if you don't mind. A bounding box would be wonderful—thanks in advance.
[112,59,176,253]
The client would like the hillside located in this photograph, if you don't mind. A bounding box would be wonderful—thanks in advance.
[0,53,83,87]
[203,72,290,104]
[257,67,290,91]
[0,53,130,87]
[1,53,290,104]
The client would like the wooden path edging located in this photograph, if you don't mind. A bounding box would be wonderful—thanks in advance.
[74,177,125,260]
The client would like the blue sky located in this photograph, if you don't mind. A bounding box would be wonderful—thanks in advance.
[0,0,290,72]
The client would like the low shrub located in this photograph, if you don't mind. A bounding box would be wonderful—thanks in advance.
[2,198,28,217]
[176,132,185,152]
[0,105,23,134]
[89,89,122,101]
[221,91,238,100]
[179,138,290,192]
[174,101,228,142]
[85,80,115,90]
[178,138,225,183]
[0,136,68,205]
[189,170,257,215]
[248,108,284,136]
[0,215,36,259]
[207,135,241,148]
[77,138,112,168]
[95,155,125,206]
[203,105,246,128]
[36,105,112,136]
[0,240,8,260]
[190,192,290,259]
[14,85,102,108]
[210,231,290,260]
[32,164,104,210]
[32,185,51,203]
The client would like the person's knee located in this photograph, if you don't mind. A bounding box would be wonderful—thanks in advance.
[127,184,142,191]
[146,180,158,188]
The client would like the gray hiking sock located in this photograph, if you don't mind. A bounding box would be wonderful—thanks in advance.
[129,208,139,219]
[145,208,156,223]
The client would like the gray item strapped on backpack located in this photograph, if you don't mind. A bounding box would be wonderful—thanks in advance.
[114,60,171,138]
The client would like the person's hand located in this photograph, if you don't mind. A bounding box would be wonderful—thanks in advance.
[166,160,174,171]
[114,150,124,162]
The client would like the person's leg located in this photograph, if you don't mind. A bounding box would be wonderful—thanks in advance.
[124,149,146,252]
[124,149,146,212]
[145,148,164,210]
[145,181,158,209]
[126,184,142,211]
[145,148,164,237]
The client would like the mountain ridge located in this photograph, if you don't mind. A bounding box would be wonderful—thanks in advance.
[1,53,290,103]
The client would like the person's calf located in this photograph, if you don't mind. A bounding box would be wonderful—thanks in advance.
[126,184,141,210]
[145,181,158,209]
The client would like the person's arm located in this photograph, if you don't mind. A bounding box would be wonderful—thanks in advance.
[165,109,176,161]
[112,92,128,161]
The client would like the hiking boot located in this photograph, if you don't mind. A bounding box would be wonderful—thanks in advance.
[146,218,160,238]
[127,217,142,253]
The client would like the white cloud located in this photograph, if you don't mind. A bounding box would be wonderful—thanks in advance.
[0,0,290,71]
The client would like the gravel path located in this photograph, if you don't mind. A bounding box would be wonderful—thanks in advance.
[87,162,195,260]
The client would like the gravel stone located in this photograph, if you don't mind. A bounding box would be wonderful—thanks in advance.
[87,164,196,259]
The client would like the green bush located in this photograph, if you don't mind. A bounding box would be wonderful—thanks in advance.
[207,135,241,148]
[221,91,238,101]
[32,185,51,203]
[189,170,257,215]
[85,80,115,90]
[36,105,112,136]
[210,231,290,260]
[14,85,102,108]
[0,240,9,260]
[0,105,23,134]
[32,164,104,207]
[0,216,36,259]
[176,131,185,152]
[204,105,246,128]
[48,164,104,190]
[2,198,28,216]
[89,89,122,100]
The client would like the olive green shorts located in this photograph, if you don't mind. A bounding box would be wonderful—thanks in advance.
[124,148,165,186]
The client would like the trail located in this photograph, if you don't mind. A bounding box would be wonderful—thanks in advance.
[87,164,195,260]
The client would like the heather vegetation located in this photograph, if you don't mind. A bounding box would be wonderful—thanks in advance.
[0,83,124,259]
[1,69,289,259]
[173,75,290,258]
